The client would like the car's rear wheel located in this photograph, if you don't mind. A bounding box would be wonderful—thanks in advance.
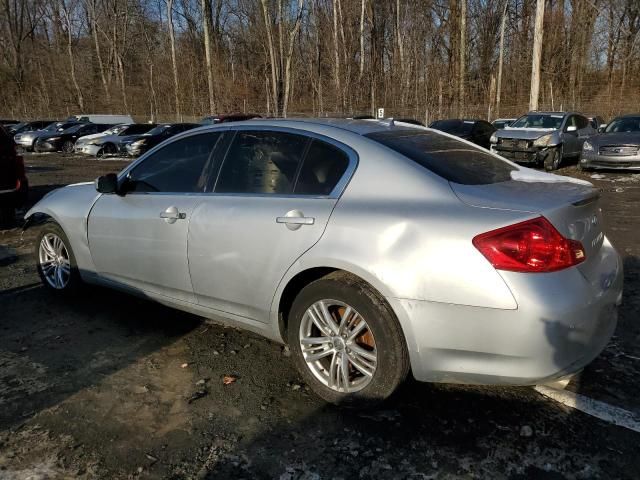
[62,140,74,153]
[288,272,410,404]
[544,146,562,171]
[36,221,82,293]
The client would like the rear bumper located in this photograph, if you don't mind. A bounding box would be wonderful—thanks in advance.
[580,152,640,170]
[392,237,623,385]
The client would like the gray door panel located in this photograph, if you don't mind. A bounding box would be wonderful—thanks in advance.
[88,193,201,302]
[188,196,337,321]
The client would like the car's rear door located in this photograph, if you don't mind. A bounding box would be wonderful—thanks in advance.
[87,131,223,302]
[187,127,356,322]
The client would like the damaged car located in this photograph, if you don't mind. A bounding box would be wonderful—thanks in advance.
[24,118,622,404]
[490,112,596,171]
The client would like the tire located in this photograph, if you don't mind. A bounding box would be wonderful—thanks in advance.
[0,206,16,229]
[288,271,410,405]
[97,143,116,158]
[35,221,83,294]
[544,146,562,171]
[62,140,74,153]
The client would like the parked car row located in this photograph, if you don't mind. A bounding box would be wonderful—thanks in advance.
[429,111,640,171]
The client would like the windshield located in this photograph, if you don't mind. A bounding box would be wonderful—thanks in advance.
[146,125,172,135]
[509,114,564,129]
[429,120,474,135]
[605,117,640,133]
[366,130,515,185]
[62,124,86,134]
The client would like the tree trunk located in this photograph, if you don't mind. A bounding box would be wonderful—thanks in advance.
[260,0,279,116]
[496,0,508,119]
[61,2,84,110]
[458,0,466,117]
[167,0,181,120]
[359,0,365,80]
[201,0,216,114]
[529,0,545,111]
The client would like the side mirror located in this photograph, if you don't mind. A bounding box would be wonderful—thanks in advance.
[598,124,607,133]
[566,125,578,132]
[95,173,119,194]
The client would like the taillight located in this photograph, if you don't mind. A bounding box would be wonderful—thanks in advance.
[472,216,585,273]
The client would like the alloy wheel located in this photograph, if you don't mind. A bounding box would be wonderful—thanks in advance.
[299,299,377,393]
[38,233,71,289]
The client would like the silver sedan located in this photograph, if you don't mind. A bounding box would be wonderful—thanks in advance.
[25,118,623,403]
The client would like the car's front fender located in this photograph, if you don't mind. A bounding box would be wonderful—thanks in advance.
[25,182,102,277]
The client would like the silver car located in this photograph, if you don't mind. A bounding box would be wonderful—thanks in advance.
[14,121,79,152]
[580,114,640,171]
[25,119,623,403]
[491,112,596,171]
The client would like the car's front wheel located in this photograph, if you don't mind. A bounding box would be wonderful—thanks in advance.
[544,146,562,171]
[36,221,82,293]
[288,271,410,404]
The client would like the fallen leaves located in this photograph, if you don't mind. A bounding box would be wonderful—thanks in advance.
[222,375,238,385]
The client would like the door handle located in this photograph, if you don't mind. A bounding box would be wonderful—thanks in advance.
[276,216,314,225]
[160,206,186,224]
[276,210,315,231]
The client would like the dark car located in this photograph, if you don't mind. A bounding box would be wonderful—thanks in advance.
[0,125,28,227]
[14,121,80,152]
[1,120,19,128]
[429,119,496,149]
[201,113,261,125]
[580,114,640,171]
[34,123,115,153]
[123,123,200,157]
[6,120,55,137]
[396,118,425,126]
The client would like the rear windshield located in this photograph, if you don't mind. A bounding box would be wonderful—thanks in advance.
[366,130,515,185]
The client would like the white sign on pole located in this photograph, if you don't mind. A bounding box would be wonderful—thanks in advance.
[377,107,385,119]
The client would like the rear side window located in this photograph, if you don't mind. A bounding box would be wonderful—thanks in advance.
[128,133,221,193]
[215,131,308,194]
[294,140,349,195]
[366,130,515,185]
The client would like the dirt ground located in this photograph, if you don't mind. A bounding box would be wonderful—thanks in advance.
[1,153,639,479]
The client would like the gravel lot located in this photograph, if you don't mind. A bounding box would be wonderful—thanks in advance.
[1,153,639,479]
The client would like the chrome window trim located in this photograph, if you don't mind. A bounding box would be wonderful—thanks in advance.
[117,124,359,200]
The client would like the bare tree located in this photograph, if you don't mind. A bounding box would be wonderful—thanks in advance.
[529,0,545,111]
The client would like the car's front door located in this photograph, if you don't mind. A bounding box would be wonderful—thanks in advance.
[87,132,223,302]
[188,128,355,322]
[562,115,580,155]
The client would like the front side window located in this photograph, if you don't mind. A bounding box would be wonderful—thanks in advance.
[215,131,308,194]
[127,133,221,193]
[366,130,515,185]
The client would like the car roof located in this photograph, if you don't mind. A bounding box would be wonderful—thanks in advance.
[205,117,427,136]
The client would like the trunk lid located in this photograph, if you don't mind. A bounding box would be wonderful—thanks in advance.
[450,178,605,280]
